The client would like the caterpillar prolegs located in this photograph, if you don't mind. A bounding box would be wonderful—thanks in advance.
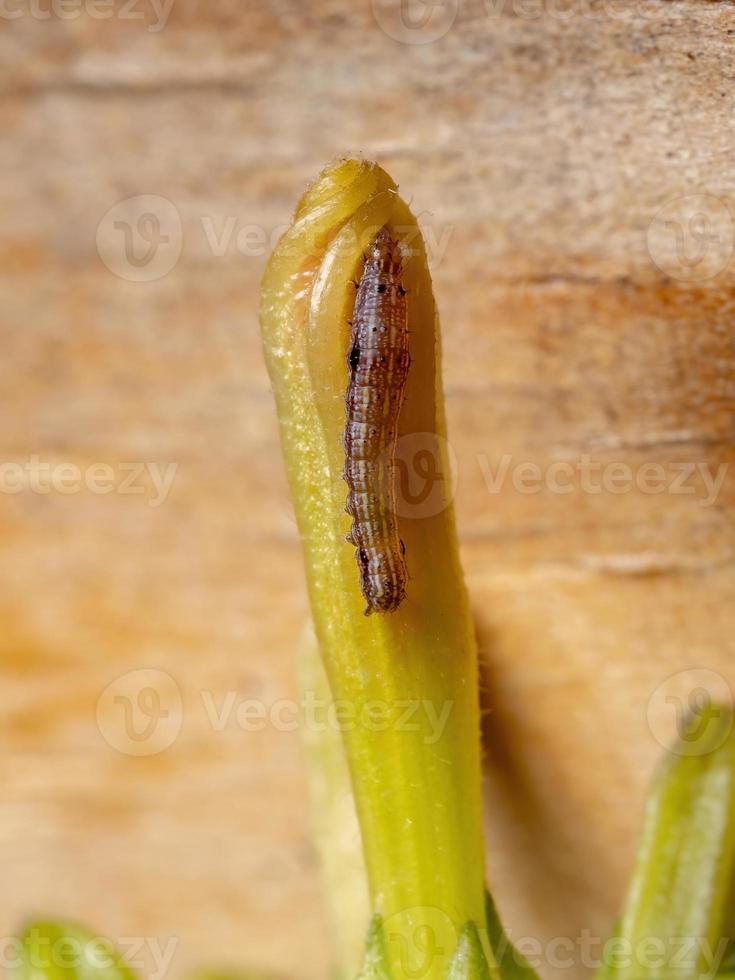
[343,227,410,615]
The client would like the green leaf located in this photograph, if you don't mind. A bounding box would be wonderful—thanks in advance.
[300,627,370,979]
[484,892,540,980]
[599,704,735,980]
[12,921,136,980]
[356,917,391,980]
[446,923,493,980]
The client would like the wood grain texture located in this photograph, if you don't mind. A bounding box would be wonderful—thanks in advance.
[2,2,734,978]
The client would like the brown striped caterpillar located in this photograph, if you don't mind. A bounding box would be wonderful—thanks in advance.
[344,227,410,615]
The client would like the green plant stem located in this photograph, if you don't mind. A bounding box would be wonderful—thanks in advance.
[260,159,490,979]
[601,707,735,980]
[301,628,370,979]
[13,921,135,980]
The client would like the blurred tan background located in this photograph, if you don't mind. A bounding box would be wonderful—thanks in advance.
[2,1,735,978]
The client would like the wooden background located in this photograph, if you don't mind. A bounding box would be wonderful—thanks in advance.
[2,1,735,978]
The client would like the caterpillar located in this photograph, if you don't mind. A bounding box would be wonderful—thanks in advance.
[344,226,410,615]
